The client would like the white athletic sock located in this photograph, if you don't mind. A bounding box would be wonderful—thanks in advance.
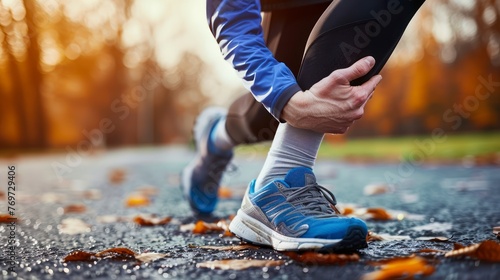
[209,118,235,152]
[254,123,324,191]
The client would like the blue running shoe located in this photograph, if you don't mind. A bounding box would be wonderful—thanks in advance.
[229,167,368,251]
[181,107,233,214]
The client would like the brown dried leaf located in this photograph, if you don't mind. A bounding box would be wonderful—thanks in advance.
[63,204,87,214]
[445,240,500,262]
[58,218,91,235]
[366,208,392,221]
[196,259,284,270]
[125,193,150,208]
[81,189,102,200]
[193,220,225,234]
[285,252,359,265]
[364,184,392,196]
[363,256,435,280]
[134,252,168,263]
[133,215,172,226]
[494,227,500,240]
[0,191,5,200]
[199,245,260,251]
[0,214,17,223]
[415,236,450,242]
[417,248,447,254]
[63,250,97,262]
[109,169,126,184]
[95,247,136,260]
[341,206,355,216]
[64,248,166,263]
[453,243,466,250]
[366,232,411,242]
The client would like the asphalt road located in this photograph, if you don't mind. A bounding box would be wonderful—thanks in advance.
[0,146,499,279]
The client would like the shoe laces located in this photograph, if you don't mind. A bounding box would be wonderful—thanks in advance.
[284,184,341,217]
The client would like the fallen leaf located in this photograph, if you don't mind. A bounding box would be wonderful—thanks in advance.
[218,186,233,199]
[63,248,167,263]
[410,222,452,232]
[109,169,126,184]
[58,218,91,235]
[415,236,450,242]
[182,219,233,236]
[134,252,168,263]
[81,189,102,200]
[284,252,359,265]
[366,232,411,242]
[494,227,500,240]
[125,193,150,207]
[97,215,129,224]
[0,214,17,223]
[0,191,5,200]
[136,185,159,197]
[363,256,435,280]
[196,259,284,270]
[365,208,392,221]
[62,204,87,214]
[364,184,392,196]
[199,245,260,251]
[63,251,97,262]
[453,243,466,250]
[417,248,447,254]
[41,193,67,204]
[445,240,500,262]
[133,215,172,226]
[95,247,136,260]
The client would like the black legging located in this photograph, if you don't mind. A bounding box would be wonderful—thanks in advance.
[226,0,426,144]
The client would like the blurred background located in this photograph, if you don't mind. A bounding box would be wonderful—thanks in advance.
[0,0,499,159]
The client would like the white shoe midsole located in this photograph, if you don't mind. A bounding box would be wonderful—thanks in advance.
[229,209,343,251]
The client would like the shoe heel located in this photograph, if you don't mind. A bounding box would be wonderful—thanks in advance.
[229,211,272,247]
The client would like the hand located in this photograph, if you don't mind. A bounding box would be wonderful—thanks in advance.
[281,56,382,134]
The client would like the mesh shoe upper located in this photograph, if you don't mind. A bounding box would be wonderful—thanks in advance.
[240,167,367,240]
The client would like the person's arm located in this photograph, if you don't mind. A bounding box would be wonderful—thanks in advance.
[207,0,301,120]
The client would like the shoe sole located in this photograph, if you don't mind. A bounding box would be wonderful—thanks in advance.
[180,107,227,214]
[229,209,367,252]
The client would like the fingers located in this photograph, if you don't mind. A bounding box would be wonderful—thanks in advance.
[334,56,376,83]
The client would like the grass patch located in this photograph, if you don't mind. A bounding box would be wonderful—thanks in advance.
[236,132,500,161]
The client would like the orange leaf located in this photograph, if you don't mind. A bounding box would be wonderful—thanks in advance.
[366,208,392,221]
[63,204,87,214]
[196,259,284,270]
[218,186,233,199]
[364,184,392,196]
[445,240,500,262]
[95,247,137,260]
[63,250,97,262]
[285,251,359,265]
[109,169,126,184]
[0,191,5,200]
[193,220,224,234]
[342,206,355,216]
[453,243,466,250]
[133,215,172,226]
[0,214,17,223]
[199,245,260,251]
[363,256,435,280]
[125,193,150,207]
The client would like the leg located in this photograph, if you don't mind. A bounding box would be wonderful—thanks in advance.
[230,0,426,251]
[224,3,329,145]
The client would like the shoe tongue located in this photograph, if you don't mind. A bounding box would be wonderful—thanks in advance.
[284,167,316,188]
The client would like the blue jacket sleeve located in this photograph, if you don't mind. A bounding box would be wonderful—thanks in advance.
[207,0,302,120]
